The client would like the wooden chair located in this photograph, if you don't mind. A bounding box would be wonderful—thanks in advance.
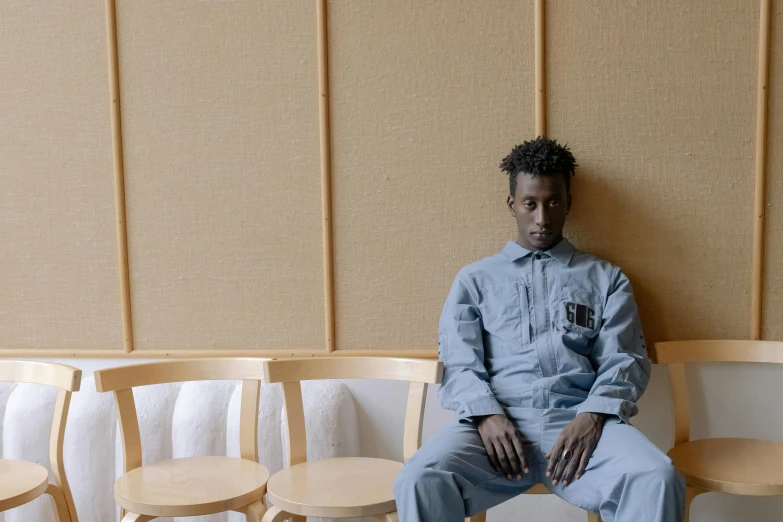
[259,357,442,522]
[653,340,783,522]
[0,361,81,522]
[93,358,270,522]
[467,484,601,522]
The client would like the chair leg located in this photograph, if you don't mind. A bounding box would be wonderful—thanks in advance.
[373,512,399,522]
[120,513,155,522]
[234,500,267,522]
[261,506,292,522]
[684,485,705,522]
[46,484,73,522]
[466,512,487,522]
[587,512,602,522]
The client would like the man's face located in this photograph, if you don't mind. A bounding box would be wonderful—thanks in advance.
[507,172,571,251]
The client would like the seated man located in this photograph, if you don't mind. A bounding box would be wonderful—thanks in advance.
[394,137,684,522]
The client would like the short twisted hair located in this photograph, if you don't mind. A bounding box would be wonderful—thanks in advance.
[500,137,578,196]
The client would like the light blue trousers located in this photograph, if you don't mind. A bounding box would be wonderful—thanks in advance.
[394,409,685,522]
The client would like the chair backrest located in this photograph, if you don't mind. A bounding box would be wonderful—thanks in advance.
[263,357,443,465]
[94,358,267,474]
[0,361,81,521]
[0,360,81,390]
[651,340,783,445]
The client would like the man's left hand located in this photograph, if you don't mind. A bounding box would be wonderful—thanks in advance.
[545,412,608,486]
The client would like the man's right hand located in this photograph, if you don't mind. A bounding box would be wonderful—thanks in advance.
[476,414,529,480]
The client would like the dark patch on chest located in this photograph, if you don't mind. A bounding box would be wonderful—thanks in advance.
[564,302,595,329]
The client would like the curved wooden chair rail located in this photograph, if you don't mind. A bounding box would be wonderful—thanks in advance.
[93,357,268,391]
[651,340,783,522]
[258,357,442,522]
[93,359,270,522]
[263,356,444,384]
[0,361,82,521]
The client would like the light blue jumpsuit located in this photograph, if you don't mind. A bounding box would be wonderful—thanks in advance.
[394,239,685,521]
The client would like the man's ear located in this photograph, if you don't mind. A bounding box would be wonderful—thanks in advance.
[507,195,515,215]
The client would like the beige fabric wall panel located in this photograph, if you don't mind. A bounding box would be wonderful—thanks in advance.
[0,2,122,351]
[764,3,783,341]
[118,0,324,351]
[330,0,534,351]
[549,0,757,343]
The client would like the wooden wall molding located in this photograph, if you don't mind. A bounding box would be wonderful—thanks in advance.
[317,0,336,353]
[535,0,546,137]
[105,0,134,354]
[751,0,772,340]
[0,349,439,359]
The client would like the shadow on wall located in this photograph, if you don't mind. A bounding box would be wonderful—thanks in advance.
[565,169,672,344]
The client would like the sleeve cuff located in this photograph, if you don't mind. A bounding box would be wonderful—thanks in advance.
[577,396,637,424]
[456,395,505,421]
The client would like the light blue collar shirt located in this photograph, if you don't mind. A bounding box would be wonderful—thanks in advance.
[437,238,651,424]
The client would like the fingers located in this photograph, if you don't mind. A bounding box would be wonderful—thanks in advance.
[499,436,521,478]
[545,437,564,478]
[484,437,501,473]
[575,442,595,480]
[493,440,515,478]
[560,447,582,486]
[511,431,530,475]
[551,447,569,485]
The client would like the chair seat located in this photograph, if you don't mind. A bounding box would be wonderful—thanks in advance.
[114,456,269,517]
[0,459,50,512]
[267,457,403,517]
[668,438,783,496]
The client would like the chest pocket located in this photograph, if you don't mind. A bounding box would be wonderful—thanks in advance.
[479,282,532,352]
[555,287,603,339]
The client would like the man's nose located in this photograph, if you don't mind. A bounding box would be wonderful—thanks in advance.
[536,207,550,226]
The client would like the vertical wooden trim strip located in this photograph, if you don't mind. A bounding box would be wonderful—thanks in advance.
[317,0,337,352]
[752,0,772,340]
[535,0,546,137]
[105,0,134,353]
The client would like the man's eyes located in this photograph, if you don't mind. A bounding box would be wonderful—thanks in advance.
[522,200,561,209]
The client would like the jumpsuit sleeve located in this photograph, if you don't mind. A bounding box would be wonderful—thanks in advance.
[437,272,505,421]
[576,267,652,424]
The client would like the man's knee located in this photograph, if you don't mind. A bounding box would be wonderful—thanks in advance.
[635,460,685,494]
[395,462,437,496]
[394,459,461,499]
[657,462,685,493]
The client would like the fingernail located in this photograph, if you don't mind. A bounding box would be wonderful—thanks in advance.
[516,474,522,479]
[552,480,558,485]
[507,475,512,480]
[546,472,551,477]
[563,481,568,486]
[524,468,530,474]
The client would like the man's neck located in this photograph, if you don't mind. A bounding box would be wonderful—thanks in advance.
[516,234,564,252]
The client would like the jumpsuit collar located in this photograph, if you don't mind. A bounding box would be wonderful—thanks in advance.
[501,238,575,266]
